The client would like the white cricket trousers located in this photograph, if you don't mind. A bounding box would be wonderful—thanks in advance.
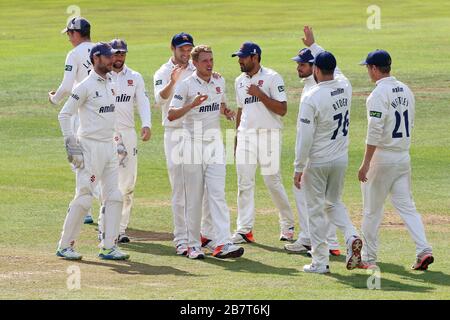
[303,154,359,267]
[361,161,432,263]
[164,128,212,246]
[58,137,123,250]
[116,128,138,233]
[293,186,339,249]
[181,137,232,248]
[236,129,294,234]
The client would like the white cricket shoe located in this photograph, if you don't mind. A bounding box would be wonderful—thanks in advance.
[303,264,330,274]
[212,243,244,259]
[346,236,363,270]
[284,240,311,253]
[201,236,215,252]
[176,243,188,256]
[187,247,205,259]
[98,246,130,260]
[280,227,295,241]
[56,247,82,260]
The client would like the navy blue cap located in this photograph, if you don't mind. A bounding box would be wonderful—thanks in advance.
[110,39,128,53]
[314,51,337,70]
[171,32,194,48]
[61,17,90,34]
[89,42,117,60]
[292,48,315,63]
[360,49,391,67]
[231,42,262,58]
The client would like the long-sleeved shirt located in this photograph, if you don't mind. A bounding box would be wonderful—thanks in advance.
[110,65,151,131]
[294,74,352,173]
[51,41,93,105]
[153,58,196,128]
[365,76,415,164]
[58,70,117,142]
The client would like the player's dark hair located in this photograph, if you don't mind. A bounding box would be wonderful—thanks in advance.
[377,65,391,74]
[318,67,334,75]
[69,29,91,40]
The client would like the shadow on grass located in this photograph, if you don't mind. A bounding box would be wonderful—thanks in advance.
[328,271,435,292]
[123,241,300,276]
[77,259,193,277]
[377,262,450,287]
[87,225,173,242]
[200,256,300,276]
[247,242,287,253]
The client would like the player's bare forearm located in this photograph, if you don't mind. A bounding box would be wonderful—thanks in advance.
[167,104,191,121]
[235,108,242,129]
[158,81,175,100]
[358,144,377,182]
[363,144,377,165]
[259,93,287,116]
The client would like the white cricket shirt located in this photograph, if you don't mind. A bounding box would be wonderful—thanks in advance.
[110,65,151,131]
[235,66,287,130]
[58,70,117,142]
[51,41,94,104]
[169,72,227,141]
[294,74,353,172]
[153,58,196,128]
[366,76,415,163]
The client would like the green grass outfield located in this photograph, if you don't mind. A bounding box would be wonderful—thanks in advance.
[0,0,449,299]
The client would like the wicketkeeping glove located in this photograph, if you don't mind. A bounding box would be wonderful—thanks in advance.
[115,134,128,167]
[64,136,84,169]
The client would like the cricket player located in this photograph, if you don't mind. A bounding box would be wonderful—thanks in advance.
[358,49,434,270]
[167,45,244,259]
[56,42,129,261]
[153,33,214,255]
[48,17,97,224]
[231,42,295,244]
[294,51,362,274]
[97,39,152,244]
[285,26,341,256]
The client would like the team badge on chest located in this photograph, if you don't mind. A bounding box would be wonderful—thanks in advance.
[127,79,134,86]
[258,80,264,87]
[216,87,221,94]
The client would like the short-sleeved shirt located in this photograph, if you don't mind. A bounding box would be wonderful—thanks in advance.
[235,66,287,130]
[169,73,227,141]
[153,58,196,128]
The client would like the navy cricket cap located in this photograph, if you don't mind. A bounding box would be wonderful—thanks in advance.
[360,49,391,67]
[61,17,90,34]
[171,32,194,48]
[292,48,315,63]
[110,39,128,53]
[231,42,262,58]
[89,42,117,60]
[314,51,337,70]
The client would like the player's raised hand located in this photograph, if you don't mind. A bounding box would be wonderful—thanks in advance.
[170,65,185,83]
[191,94,208,108]
[247,84,263,98]
[302,25,315,47]
[141,126,151,141]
